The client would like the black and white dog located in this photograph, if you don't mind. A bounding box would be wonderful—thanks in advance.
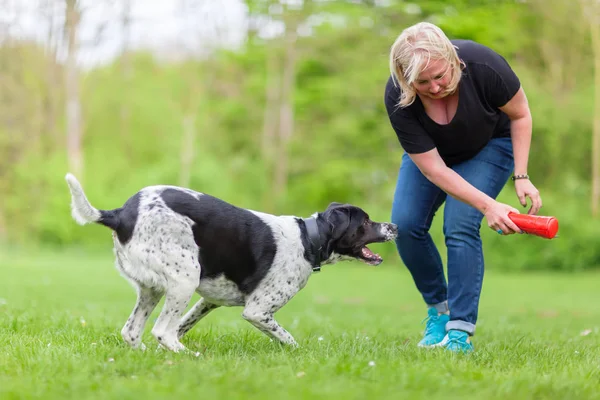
[65,173,397,353]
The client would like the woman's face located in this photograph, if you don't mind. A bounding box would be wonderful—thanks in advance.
[412,58,453,99]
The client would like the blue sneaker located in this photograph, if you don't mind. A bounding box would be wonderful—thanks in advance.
[440,329,474,353]
[417,307,449,347]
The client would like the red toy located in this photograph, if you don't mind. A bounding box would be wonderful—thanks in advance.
[508,213,559,239]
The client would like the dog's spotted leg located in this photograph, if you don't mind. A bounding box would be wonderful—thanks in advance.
[121,285,163,350]
[242,301,298,347]
[177,298,219,339]
[150,280,197,353]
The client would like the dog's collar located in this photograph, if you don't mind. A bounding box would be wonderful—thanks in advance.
[304,217,323,272]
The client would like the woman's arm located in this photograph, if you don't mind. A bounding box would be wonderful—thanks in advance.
[499,87,542,215]
[409,148,522,234]
[500,87,531,177]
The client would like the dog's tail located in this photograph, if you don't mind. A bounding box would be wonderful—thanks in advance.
[65,173,120,230]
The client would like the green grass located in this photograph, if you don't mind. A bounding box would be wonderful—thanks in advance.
[0,247,599,400]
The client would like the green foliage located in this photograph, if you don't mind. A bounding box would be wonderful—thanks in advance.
[0,0,598,271]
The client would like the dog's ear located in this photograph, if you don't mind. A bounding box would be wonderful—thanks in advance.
[326,202,345,210]
[325,206,351,241]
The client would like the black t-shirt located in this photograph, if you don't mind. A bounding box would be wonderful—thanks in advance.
[384,39,521,166]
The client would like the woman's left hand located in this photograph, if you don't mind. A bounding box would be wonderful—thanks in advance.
[515,179,542,215]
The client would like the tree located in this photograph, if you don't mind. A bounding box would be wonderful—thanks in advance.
[64,0,83,178]
[588,1,600,217]
[120,0,133,155]
[273,10,299,203]
[574,0,600,217]
[248,0,315,209]
[42,0,63,149]
[174,0,227,188]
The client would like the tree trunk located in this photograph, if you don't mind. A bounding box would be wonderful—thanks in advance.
[43,0,61,151]
[44,59,60,151]
[0,210,5,241]
[120,0,132,156]
[65,0,83,178]
[179,114,196,188]
[273,25,298,200]
[590,7,600,217]
[262,50,280,161]
[260,48,281,211]
[178,59,207,188]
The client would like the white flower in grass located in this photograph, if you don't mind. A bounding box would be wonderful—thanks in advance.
[580,329,592,336]
[0,298,7,306]
[80,318,86,327]
[368,361,376,367]
[296,371,306,378]
[317,336,324,341]
[108,358,114,362]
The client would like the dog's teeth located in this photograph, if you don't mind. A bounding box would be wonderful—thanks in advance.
[361,247,376,258]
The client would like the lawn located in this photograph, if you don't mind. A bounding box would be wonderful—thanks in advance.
[0,247,598,400]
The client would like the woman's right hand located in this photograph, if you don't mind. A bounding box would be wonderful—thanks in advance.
[483,200,522,235]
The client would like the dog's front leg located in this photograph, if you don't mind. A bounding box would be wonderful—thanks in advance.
[242,301,298,347]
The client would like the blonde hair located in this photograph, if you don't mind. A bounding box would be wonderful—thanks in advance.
[389,22,462,108]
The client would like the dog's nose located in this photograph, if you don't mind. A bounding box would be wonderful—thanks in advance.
[384,223,398,238]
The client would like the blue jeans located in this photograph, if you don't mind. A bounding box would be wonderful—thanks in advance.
[391,138,514,335]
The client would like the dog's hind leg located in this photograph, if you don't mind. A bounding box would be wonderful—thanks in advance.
[177,298,219,339]
[121,285,163,350]
[115,246,164,350]
[150,276,198,353]
[242,299,298,347]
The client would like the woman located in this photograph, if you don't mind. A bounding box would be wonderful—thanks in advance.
[384,22,542,353]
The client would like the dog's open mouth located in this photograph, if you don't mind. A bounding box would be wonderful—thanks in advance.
[357,246,383,266]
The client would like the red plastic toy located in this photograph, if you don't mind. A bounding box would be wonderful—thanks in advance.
[508,213,559,239]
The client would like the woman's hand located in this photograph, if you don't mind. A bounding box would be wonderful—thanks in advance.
[514,179,542,215]
[483,201,522,235]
